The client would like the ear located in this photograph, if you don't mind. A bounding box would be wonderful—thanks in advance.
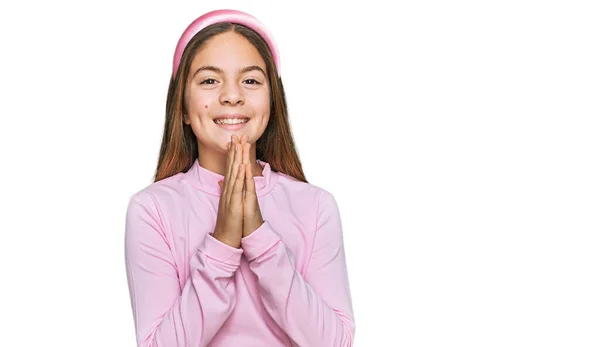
[183,113,190,125]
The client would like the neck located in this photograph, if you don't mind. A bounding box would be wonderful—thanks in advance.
[197,142,264,177]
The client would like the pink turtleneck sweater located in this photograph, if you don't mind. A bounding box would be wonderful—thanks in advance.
[124,158,355,346]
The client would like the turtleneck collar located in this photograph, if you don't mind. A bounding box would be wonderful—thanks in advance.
[184,158,278,197]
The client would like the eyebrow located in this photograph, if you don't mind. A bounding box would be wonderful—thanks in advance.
[193,65,266,78]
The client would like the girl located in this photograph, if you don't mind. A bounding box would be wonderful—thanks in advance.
[124,9,355,347]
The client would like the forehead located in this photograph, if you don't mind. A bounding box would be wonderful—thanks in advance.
[191,31,266,70]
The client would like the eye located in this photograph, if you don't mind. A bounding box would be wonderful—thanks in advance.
[243,79,261,85]
[200,78,218,85]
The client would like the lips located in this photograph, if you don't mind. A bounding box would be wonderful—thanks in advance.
[213,118,250,130]
[213,118,249,125]
[213,114,249,121]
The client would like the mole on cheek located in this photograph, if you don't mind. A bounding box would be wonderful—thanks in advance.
[205,105,208,108]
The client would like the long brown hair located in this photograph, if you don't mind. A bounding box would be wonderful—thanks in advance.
[153,22,307,184]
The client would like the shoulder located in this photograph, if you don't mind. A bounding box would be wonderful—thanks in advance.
[124,172,190,240]
[273,171,337,208]
[126,171,187,212]
[274,175,343,241]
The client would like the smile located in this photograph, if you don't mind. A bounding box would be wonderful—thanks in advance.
[214,118,250,130]
[214,118,249,125]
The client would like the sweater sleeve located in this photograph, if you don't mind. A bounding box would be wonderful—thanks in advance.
[240,190,355,346]
[124,194,243,347]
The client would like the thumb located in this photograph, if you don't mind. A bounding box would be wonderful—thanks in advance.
[218,180,223,190]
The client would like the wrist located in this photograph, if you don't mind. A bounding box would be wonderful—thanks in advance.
[242,217,264,238]
[212,229,241,249]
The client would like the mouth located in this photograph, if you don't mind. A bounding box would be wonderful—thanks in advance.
[213,117,250,130]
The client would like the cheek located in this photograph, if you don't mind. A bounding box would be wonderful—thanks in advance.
[261,100,271,124]
[187,88,213,111]
[253,92,270,115]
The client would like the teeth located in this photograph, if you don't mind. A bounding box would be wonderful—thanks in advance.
[215,118,249,125]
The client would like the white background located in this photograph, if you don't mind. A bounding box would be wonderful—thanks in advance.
[0,0,598,346]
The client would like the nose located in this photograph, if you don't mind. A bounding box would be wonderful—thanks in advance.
[219,80,244,106]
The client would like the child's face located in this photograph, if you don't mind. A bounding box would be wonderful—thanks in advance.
[184,31,271,154]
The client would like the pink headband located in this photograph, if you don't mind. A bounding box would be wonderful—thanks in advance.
[172,9,281,79]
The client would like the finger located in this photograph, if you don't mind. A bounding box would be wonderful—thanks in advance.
[245,161,256,195]
[242,141,250,166]
[225,137,239,188]
[218,143,232,211]
[235,142,243,165]
[242,143,250,200]
[232,162,245,204]
[217,181,225,207]
[241,136,248,165]
[227,142,243,198]
[223,139,235,194]
[242,167,247,201]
